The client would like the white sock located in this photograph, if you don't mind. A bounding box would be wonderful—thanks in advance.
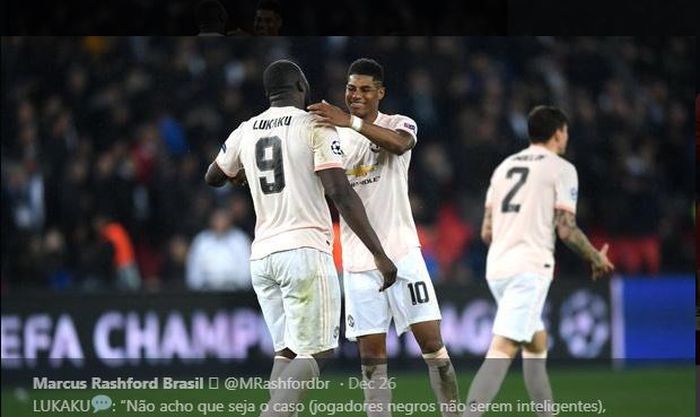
[522,350,553,417]
[361,363,392,417]
[462,351,513,417]
[268,356,298,417]
[423,347,460,417]
[269,356,292,398]
[261,355,319,417]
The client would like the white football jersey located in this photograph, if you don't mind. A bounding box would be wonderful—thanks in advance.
[215,106,344,260]
[338,112,420,272]
[485,144,579,280]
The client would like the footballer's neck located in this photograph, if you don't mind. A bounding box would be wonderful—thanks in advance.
[362,109,380,124]
[270,94,303,109]
[532,141,561,155]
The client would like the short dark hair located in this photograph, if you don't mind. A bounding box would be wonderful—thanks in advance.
[348,58,384,85]
[257,0,282,15]
[527,105,569,143]
[263,60,306,97]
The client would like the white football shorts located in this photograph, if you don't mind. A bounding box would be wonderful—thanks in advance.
[344,248,442,341]
[251,247,341,355]
[488,272,552,343]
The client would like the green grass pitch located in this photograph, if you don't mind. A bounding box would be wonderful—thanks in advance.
[2,365,693,416]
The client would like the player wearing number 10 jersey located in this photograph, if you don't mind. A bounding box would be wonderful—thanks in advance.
[461,106,615,417]
[308,58,459,417]
[205,60,396,417]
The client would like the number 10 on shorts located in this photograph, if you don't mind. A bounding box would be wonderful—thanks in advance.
[407,282,429,305]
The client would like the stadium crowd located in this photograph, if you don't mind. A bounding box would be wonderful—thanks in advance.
[5,0,507,35]
[1,37,694,292]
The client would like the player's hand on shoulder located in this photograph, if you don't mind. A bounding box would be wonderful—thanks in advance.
[591,243,615,281]
[308,100,351,128]
[308,113,335,129]
[374,254,397,292]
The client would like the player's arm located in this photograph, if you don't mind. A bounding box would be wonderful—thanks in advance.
[204,163,247,187]
[308,100,414,155]
[481,206,493,245]
[482,182,495,245]
[317,168,397,291]
[353,121,415,155]
[206,125,247,187]
[554,209,615,280]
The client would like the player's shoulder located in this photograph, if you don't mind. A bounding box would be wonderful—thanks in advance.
[294,111,332,131]
[336,126,361,140]
[378,112,417,131]
[293,108,314,121]
[496,148,528,170]
[234,110,263,132]
[492,146,535,175]
[551,153,577,174]
[381,112,414,122]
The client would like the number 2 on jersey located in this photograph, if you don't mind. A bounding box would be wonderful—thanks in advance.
[501,167,529,213]
[255,136,285,194]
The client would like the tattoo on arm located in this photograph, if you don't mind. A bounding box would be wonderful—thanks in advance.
[554,209,599,264]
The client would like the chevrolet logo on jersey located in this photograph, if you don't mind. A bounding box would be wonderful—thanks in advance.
[346,164,378,178]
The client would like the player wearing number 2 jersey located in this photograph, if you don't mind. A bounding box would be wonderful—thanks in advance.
[205,60,396,417]
[461,106,615,417]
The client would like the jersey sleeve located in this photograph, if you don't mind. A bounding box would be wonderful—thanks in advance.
[555,162,579,214]
[389,114,418,144]
[214,124,244,177]
[310,120,344,172]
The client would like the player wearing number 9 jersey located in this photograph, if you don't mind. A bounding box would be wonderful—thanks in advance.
[205,60,396,417]
[214,101,340,261]
[461,106,615,417]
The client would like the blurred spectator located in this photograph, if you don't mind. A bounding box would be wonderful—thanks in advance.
[44,228,74,290]
[186,208,252,291]
[195,0,228,36]
[93,214,141,290]
[0,37,693,293]
[77,225,116,291]
[254,0,283,35]
[7,0,509,35]
[161,235,190,286]
[158,113,189,156]
[434,204,474,284]
[5,160,44,233]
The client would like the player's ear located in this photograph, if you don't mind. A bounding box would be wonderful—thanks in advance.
[297,76,310,94]
[377,86,385,100]
[553,127,564,143]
